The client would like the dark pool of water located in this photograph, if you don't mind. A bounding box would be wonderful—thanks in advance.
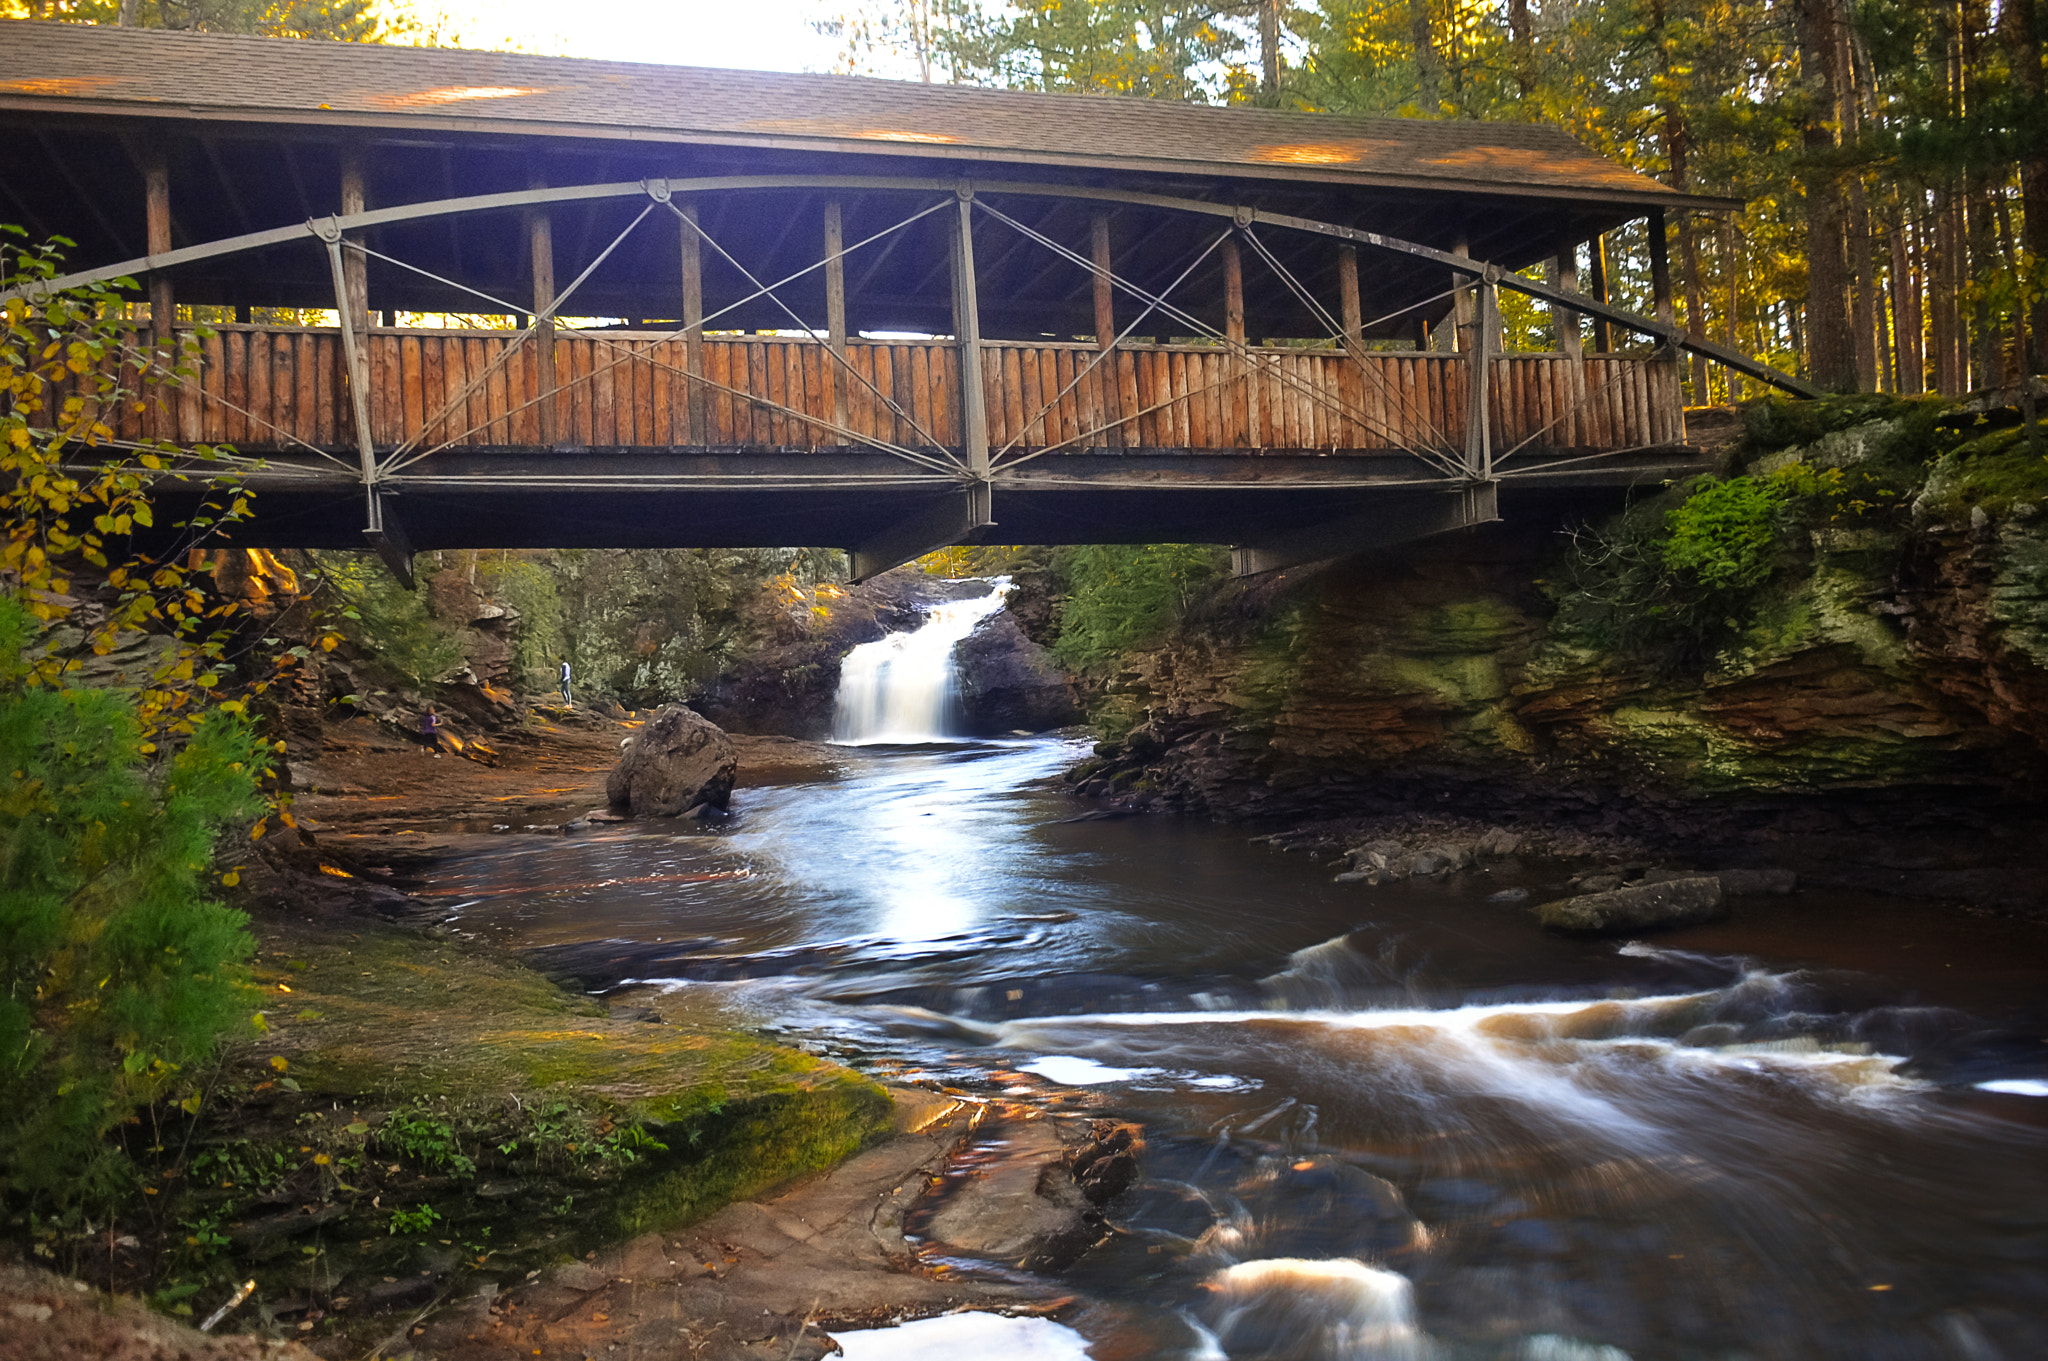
[426,739,2048,1361]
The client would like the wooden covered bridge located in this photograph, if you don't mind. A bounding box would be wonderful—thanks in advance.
[0,20,1807,581]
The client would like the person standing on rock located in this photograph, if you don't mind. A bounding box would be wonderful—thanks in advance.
[419,704,444,757]
[558,657,573,705]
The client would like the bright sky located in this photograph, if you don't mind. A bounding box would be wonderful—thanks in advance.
[405,0,860,75]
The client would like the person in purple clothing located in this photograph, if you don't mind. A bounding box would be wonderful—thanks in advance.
[420,704,444,756]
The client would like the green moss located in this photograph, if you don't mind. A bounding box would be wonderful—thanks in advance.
[1918,428,2048,517]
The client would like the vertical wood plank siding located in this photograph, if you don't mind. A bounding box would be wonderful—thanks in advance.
[58,328,1684,459]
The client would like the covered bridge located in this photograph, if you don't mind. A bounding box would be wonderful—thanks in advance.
[0,20,1797,580]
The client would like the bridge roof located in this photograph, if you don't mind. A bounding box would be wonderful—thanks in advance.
[0,19,1718,211]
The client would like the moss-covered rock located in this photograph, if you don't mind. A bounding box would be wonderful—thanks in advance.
[122,920,889,1348]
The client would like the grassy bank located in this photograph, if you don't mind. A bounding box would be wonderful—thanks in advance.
[37,914,889,1352]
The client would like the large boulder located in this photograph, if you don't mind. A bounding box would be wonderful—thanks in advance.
[605,705,738,816]
[953,612,1079,735]
[1535,876,1727,934]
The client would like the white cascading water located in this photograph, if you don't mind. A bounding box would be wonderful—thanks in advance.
[831,580,1010,744]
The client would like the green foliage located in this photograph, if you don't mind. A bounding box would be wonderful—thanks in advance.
[13,1,387,42]
[474,555,565,690]
[0,596,266,1211]
[375,1103,475,1175]
[551,547,827,708]
[1554,467,1843,670]
[387,1202,440,1235]
[1050,543,1227,673]
[312,552,462,689]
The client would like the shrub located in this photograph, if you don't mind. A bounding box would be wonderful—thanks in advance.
[1050,543,1227,673]
[0,597,267,1212]
[1554,466,1839,671]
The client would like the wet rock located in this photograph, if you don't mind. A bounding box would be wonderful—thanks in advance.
[1716,867,1798,896]
[953,612,1079,735]
[605,704,737,817]
[1410,850,1451,876]
[1476,827,1526,857]
[1488,887,1532,903]
[1570,873,1625,895]
[1069,1120,1142,1204]
[922,1119,1100,1271]
[1641,866,1798,896]
[1535,877,1727,934]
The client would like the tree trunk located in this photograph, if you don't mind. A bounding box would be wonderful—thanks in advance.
[1797,0,1856,391]
[1889,195,1924,393]
[1509,0,1535,97]
[1259,0,1280,101]
[2006,0,2047,372]
[1412,0,1443,112]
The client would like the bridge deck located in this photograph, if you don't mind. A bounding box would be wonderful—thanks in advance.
[102,324,1685,458]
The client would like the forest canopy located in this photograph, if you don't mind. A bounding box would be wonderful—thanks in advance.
[818,0,2046,398]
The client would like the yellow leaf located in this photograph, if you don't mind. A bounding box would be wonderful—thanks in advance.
[221,870,240,887]
[270,1055,288,1072]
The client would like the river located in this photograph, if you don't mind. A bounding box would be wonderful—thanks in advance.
[417,596,2048,1361]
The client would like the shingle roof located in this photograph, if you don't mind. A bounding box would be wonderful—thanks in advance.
[0,19,1712,207]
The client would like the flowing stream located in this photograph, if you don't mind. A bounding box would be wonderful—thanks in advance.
[425,605,2048,1361]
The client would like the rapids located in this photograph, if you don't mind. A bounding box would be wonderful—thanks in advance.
[426,737,2048,1360]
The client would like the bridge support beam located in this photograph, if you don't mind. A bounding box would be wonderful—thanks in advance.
[1230,481,1499,577]
[846,491,981,583]
[364,492,415,590]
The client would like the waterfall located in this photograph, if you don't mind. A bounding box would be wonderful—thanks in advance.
[831,581,1010,744]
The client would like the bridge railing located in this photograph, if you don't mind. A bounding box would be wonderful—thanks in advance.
[65,323,1684,458]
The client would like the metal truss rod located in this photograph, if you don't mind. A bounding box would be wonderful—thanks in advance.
[10,172,1813,399]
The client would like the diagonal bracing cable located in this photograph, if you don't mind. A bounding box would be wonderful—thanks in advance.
[382,201,655,468]
[382,197,958,472]
[973,201,1470,478]
[1239,228,1462,457]
[661,199,956,461]
[109,337,362,474]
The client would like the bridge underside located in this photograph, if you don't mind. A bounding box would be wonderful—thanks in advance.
[148,443,1699,579]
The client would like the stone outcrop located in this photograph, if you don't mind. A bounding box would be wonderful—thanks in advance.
[953,611,1079,734]
[606,704,738,816]
[1535,877,1728,933]
[1059,403,2048,915]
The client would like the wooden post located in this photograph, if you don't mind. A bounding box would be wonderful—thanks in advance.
[1451,235,1474,353]
[1465,279,1495,478]
[1091,211,1118,446]
[1648,208,1676,327]
[679,201,706,444]
[339,144,371,432]
[1338,245,1364,354]
[1589,233,1613,352]
[142,139,173,436]
[339,145,369,346]
[1554,240,1582,361]
[1091,212,1115,349]
[951,193,990,524]
[528,172,557,447]
[1222,232,1258,444]
[824,200,848,436]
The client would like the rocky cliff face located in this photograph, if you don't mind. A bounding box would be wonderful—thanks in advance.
[1070,404,2048,909]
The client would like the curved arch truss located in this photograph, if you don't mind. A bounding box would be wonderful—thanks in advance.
[17,174,1802,581]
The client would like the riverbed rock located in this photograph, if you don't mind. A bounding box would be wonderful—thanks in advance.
[1535,876,1727,934]
[1716,867,1799,895]
[605,704,738,816]
[953,611,1079,735]
[921,1118,1100,1271]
